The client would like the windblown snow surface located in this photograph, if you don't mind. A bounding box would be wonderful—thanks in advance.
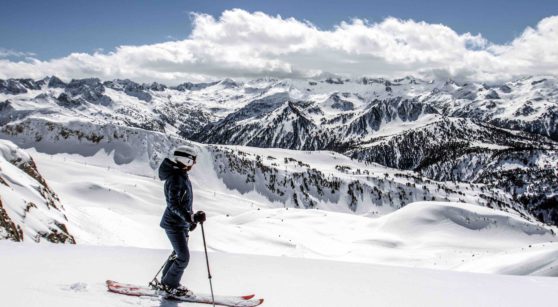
[2,241,558,307]
[1,142,558,306]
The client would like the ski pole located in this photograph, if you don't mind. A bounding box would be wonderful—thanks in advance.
[149,251,176,287]
[200,222,215,307]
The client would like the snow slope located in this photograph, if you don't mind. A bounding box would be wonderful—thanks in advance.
[0,140,74,243]
[27,148,558,276]
[1,128,558,307]
[2,75,557,225]
[1,241,558,307]
[2,76,558,306]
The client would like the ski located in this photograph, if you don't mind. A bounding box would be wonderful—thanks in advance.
[106,280,264,307]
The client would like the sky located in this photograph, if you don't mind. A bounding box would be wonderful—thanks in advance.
[1,0,558,83]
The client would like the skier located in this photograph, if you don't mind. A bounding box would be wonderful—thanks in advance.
[155,143,206,297]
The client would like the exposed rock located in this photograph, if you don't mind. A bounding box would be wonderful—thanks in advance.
[485,90,500,100]
[66,78,112,105]
[47,76,66,88]
[0,79,28,94]
[0,140,75,243]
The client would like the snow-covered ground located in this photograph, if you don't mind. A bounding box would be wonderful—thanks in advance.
[1,241,558,307]
[25,148,558,276]
[2,140,558,307]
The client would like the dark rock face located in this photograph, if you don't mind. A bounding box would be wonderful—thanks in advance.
[194,92,291,144]
[0,147,76,244]
[172,81,218,91]
[514,103,536,117]
[104,79,152,102]
[175,109,213,138]
[454,89,477,100]
[19,79,42,90]
[488,109,558,142]
[66,78,112,105]
[47,76,66,88]
[350,118,555,171]
[485,90,500,100]
[531,196,558,225]
[0,198,24,242]
[218,78,242,88]
[0,100,34,125]
[0,78,45,94]
[346,98,439,136]
[0,79,28,94]
[329,93,355,111]
[56,93,83,107]
[149,82,167,91]
[195,97,443,153]
[325,78,344,84]
[499,85,512,93]
[0,101,15,125]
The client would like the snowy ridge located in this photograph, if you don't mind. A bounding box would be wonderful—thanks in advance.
[208,144,531,218]
[2,75,557,141]
[0,119,536,220]
[15,139,557,277]
[0,117,187,171]
[1,75,556,224]
[0,140,74,243]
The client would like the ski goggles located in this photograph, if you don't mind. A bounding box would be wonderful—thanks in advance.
[175,151,197,167]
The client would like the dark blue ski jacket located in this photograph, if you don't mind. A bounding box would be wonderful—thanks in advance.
[158,158,193,231]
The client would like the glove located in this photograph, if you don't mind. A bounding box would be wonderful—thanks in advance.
[184,212,194,224]
[193,211,206,223]
[189,222,197,232]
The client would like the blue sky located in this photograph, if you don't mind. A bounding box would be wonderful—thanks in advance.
[1,0,557,60]
[1,1,557,83]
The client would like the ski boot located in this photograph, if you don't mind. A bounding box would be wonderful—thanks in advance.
[162,283,193,298]
[148,278,164,291]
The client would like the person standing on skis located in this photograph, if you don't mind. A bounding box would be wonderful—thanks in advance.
[156,143,206,296]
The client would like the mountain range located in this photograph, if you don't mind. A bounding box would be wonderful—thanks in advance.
[0,75,557,228]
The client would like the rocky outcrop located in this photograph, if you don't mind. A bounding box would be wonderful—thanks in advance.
[0,140,75,243]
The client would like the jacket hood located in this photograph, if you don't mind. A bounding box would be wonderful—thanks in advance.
[158,158,184,180]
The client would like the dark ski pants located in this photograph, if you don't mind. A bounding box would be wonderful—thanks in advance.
[161,228,190,288]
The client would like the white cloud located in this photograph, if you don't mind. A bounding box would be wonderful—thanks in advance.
[0,48,36,58]
[1,9,557,83]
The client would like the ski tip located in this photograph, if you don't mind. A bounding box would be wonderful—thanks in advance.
[241,294,255,300]
[257,298,264,305]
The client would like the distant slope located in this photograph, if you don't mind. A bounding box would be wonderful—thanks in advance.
[8,121,535,221]
[28,148,558,276]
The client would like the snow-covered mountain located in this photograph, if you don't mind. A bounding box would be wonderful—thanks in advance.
[0,91,557,307]
[1,75,557,225]
[0,140,74,243]
[14,146,558,276]
[2,76,557,140]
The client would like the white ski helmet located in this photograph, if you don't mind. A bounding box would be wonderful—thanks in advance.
[173,143,198,167]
